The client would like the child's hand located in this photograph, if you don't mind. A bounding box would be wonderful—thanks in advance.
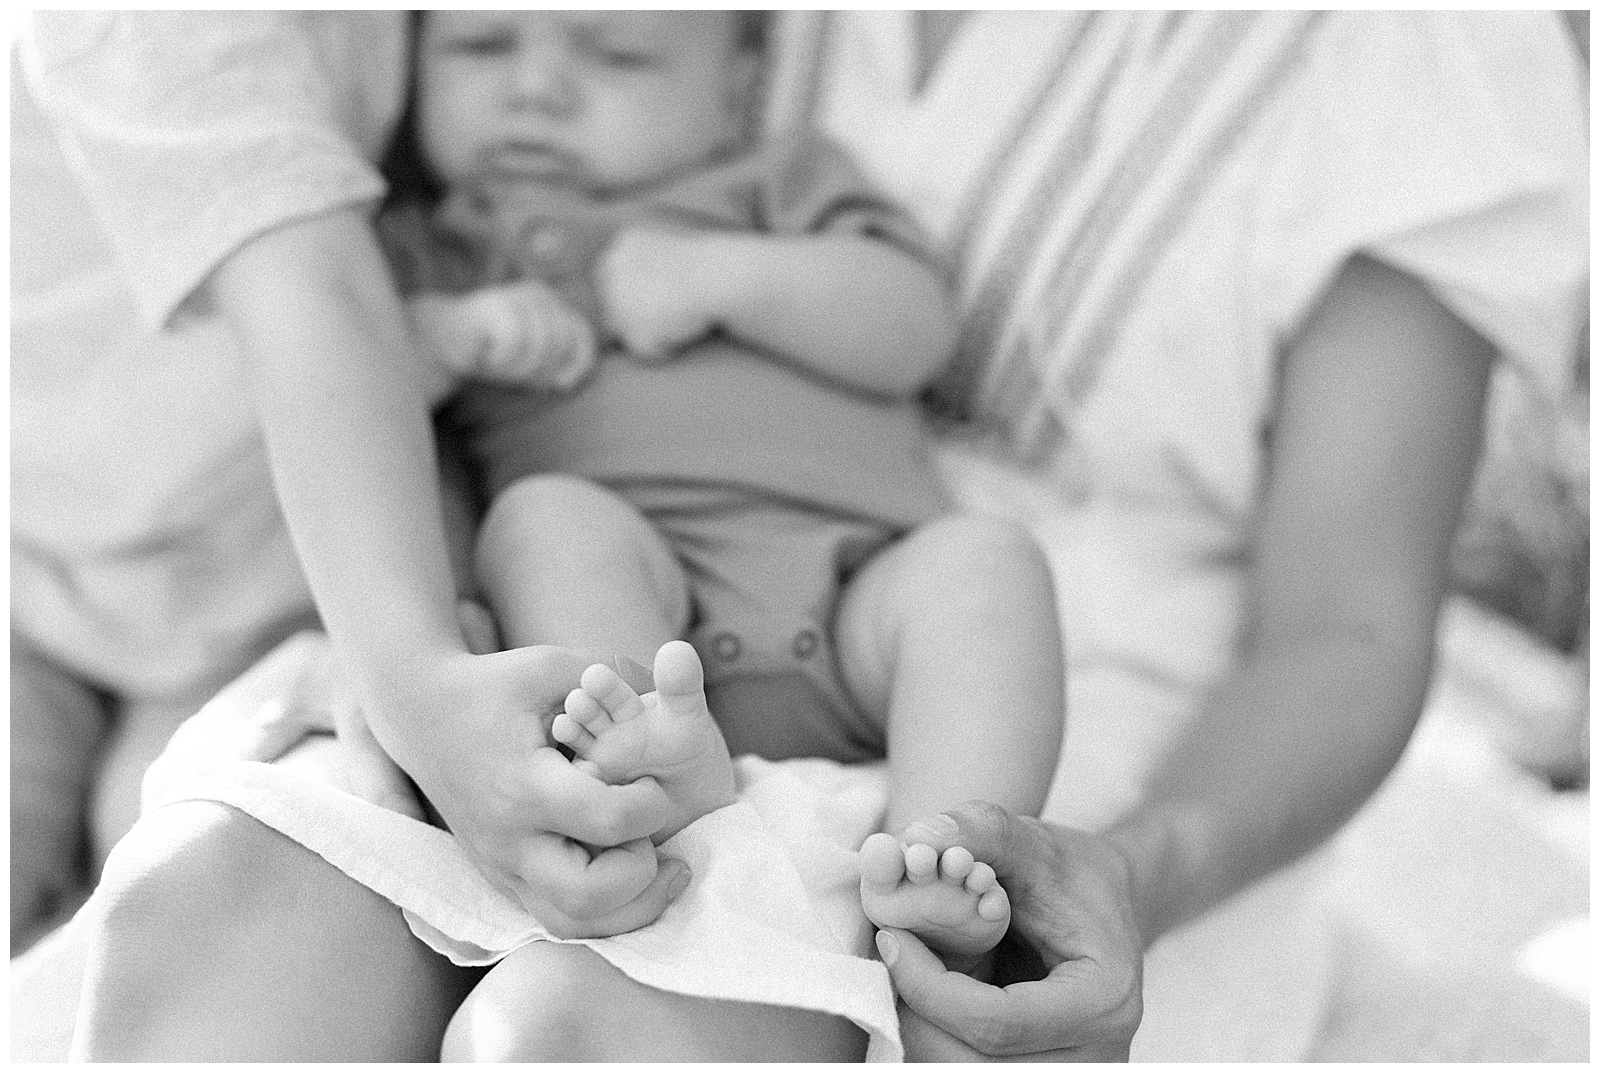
[596,227,731,360]
[374,644,687,938]
[406,280,597,391]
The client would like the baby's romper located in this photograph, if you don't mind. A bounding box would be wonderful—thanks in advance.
[384,130,955,763]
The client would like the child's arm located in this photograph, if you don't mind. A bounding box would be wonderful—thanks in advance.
[597,227,958,399]
[207,207,677,935]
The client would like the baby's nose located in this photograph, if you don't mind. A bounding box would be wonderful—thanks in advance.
[507,54,579,117]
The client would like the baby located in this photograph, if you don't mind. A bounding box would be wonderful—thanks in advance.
[383,9,1065,990]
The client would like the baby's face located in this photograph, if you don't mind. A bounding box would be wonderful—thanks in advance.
[417,10,754,195]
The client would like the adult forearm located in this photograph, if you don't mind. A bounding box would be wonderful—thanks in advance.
[1110,255,1492,945]
[712,234,957,398]
[1108,626,1434,945]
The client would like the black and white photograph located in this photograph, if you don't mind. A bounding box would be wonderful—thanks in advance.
[9,8,1590,1062]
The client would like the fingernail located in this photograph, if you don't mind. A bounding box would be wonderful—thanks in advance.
[905,813,958,841]
[875,930,897,967]
[667,864,692,898]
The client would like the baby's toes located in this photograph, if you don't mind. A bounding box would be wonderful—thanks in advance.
[963,860,999,896]
[976,884,1010,923]
[651,640,706,703]
[579,662,648,722]
[904,842,939,885]
[859,832,908,892]
[939,845,976,884]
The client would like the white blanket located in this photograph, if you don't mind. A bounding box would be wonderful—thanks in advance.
[139,630,904,1060]
[10,447,1585,1062]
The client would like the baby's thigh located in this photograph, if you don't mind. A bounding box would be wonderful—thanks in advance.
[475,473,690,651]
[832,513,1060,718]
[477,472,681,585]
[444,941,866,1062]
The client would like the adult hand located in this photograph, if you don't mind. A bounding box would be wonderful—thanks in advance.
[595,227,722,359]
[370,643,685,939]
[876,801,1144,1061]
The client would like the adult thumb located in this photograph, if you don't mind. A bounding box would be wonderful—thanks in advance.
[875,927,997,1034]
[899,800,1027,878]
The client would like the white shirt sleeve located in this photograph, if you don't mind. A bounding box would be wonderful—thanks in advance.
[17,10,406,328]
[1257,10,1588,395]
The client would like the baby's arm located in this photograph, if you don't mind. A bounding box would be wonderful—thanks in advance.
[598,228,957,398]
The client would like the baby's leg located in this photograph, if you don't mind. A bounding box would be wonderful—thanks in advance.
[444,940,865,1061]
[836,515,1064,963]
[477,474,731,837]
[554,640,734,842]
[476,473,689,667]
[837,514,1063,829]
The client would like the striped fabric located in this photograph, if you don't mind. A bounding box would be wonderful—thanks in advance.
[775,11,1326,463]
[948,12,1325,461]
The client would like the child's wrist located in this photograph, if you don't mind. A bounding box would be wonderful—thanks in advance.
[349,646,479,772]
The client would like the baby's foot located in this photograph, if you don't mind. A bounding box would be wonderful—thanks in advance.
[859,832,1010,971]
[552,640,736,842]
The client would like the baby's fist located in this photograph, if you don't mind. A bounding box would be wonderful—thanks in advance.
[596,228,721,360]
[409,281,596,390]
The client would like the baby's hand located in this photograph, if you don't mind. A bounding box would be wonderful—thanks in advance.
[407,280,596,391]
[596,227,727,361]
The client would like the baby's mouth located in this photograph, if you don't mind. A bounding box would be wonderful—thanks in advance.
[482,142,590,185]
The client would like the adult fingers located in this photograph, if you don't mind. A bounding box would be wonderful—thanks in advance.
[879,927,1134,1058]
[896,1003,1083,1063]
[895,1001,991,1061]
[898,800,1030,879]
[877,927,1023,1054]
